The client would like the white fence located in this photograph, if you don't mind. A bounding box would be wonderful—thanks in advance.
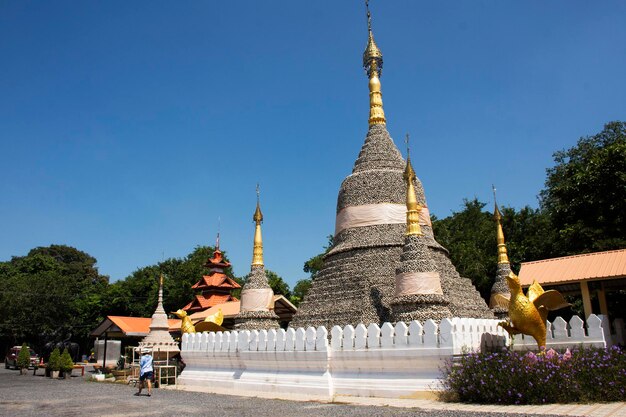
[510,314,615,350]
[178,314,614,400]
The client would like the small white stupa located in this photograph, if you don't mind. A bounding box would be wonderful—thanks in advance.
[139,274,180,360]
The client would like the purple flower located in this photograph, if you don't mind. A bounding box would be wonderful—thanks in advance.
[562,348,572,361]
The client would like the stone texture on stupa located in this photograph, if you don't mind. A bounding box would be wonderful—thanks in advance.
[139,276,180,360]
[234,266,281,330]
[290,126,493,330]
[391,234,452,322]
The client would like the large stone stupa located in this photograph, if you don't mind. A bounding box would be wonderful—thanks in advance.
[290,6,493,330]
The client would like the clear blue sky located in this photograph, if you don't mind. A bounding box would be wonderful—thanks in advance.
[1,1,625,286]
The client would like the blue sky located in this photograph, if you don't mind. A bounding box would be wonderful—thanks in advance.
[1,1,625,287]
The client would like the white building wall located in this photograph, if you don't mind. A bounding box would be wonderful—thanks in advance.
[178,314,612,400]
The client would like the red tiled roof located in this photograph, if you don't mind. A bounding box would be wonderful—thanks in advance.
[191,273,241,290]
[183,294,238,312]
[519,249,626,286]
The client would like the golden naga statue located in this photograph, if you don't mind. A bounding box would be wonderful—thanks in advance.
[194,309,225,333]
[172,309,196,334]
[495,272,570,348]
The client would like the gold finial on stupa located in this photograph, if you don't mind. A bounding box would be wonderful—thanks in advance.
[493,185,510,264]
[363,0,386,126]
[252,184,264,266]
[404,134,422,236]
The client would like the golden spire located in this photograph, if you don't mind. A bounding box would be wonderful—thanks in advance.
[251,184,264,267]
[493,185,510,264]
[363,0,386,126]
[404,134,422,236]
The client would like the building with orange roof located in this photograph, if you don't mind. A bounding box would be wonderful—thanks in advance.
[189,295,297,329]
[182,243,241,313]
[519,248,626,321]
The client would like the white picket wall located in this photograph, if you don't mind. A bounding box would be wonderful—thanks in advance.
[178,314,610,400]
[510,314,610,350]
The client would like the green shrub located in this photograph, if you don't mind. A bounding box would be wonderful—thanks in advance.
[60,349,74,373]
[47,347,61,372]
[17,343,31,369]
[440,346,626,404]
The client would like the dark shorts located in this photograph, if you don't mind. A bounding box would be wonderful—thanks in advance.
[140,371,153,381]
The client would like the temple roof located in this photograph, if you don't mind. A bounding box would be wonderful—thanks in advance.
[183,293,238,312]
[90,316,180,338]
[189,295,297,323]
[519,249,626,286]
[191,273,241,290]
[204,248,231,269]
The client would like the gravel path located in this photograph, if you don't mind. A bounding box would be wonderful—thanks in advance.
[0,367,562,417]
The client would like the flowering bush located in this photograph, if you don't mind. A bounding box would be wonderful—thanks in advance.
[440,346,626,404]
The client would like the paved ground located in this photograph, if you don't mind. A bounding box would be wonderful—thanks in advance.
[0,367,622,417]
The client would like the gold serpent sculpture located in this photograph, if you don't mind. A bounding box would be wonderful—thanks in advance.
[495,272,570,349]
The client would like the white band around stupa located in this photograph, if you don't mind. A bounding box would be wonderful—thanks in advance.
[240,288,274,312]
[395,271,443,296]
[335,203,431,235]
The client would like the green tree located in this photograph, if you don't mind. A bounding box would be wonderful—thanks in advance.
[290,279,312,307]
[432,199,558,302]
[0,245,109,353]
[60,348,74,373]
[499,206,559,272]
[303,235,334,279]
[432,199,496,300]
[17,343,31,370]
[47,347,61,371]
[265,270,291,298]
[540,121,626,254]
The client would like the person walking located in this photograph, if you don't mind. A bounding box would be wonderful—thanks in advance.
[135,348,153,397]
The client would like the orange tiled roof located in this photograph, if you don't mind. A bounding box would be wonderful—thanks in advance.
[519,249,626,286]
[189,301,242,321]
[191,274,241,290]
[106,316,180,336]
[183,294,238,311]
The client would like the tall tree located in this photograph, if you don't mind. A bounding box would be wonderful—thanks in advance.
[0,245,109,353]
[540,121,626,254]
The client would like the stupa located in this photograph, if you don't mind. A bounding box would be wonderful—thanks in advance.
[489,187,512,319]
[290,4,493,330]
[182,236,240,314]
[391,150,451,322]
[139,275,180,360]
[233,187,281,330]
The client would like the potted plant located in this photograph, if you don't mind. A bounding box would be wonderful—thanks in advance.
[47,347,61,379]
[60,349,74,379]
[17,343,31,375]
